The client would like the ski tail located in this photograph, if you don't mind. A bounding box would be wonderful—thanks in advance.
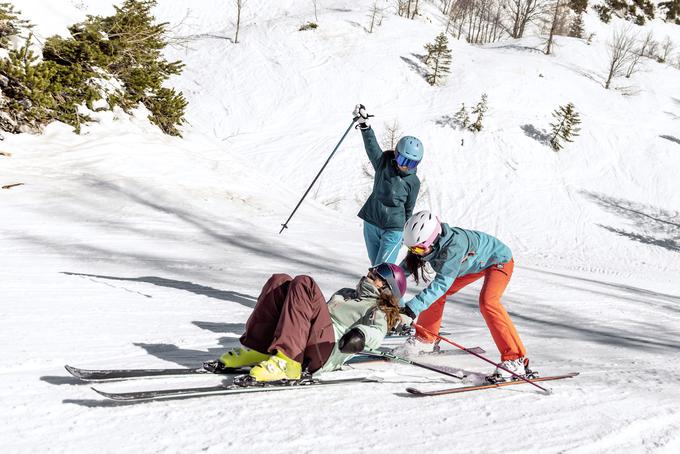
[406,372,579,396]
[64,364,249,381]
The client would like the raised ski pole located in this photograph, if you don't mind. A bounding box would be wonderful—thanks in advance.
[413,323,551,394]
[279,115,368,234]
[360,349,465,380]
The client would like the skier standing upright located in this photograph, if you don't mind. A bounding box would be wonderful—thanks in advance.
[354,104,422,265]
[399,211,529,380]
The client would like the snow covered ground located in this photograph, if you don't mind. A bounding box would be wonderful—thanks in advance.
[2,1,680,452]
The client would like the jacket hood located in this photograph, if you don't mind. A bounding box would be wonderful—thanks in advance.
[355,276,381,299]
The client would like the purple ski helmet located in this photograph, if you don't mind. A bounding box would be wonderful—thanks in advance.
[370,263,407,300]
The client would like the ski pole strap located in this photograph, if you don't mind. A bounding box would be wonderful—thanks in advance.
[413,323,550,394]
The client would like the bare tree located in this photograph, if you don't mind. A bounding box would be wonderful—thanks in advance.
[604,26,637,89]
[313,0,319,23]
[658,36,675,63]
[396,0,409,17]
[544,1,562,55]
[504,0,549,39]
[447,0,506,44]
[381,120,403,150]
[625,31,657,77]
[234,0,247,43]
[439,0,455,14]
[368,2,382,33]
[638,30,655,58]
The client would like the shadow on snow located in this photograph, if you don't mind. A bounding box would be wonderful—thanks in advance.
[581,191,680,253]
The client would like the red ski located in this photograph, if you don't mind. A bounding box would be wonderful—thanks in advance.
[406,372,579,396]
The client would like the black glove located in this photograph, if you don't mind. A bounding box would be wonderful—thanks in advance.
[338,327,366,354]
[400,305,416,320]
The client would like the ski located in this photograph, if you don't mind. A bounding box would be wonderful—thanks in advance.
[347,346,485,365]
[406,372,579,396]
[92,376,382,401]
[64,364,248,381]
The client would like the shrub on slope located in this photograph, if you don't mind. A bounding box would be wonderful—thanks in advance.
[0,0,186,136]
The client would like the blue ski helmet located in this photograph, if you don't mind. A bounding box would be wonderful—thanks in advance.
[395,136,424,162]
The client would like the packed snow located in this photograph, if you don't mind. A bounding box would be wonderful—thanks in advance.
[1,1,679,453]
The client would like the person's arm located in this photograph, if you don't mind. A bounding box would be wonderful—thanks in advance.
[404,178,420,221]
[360,127,384,170]
[404,271,457,316]
[338,310,388,353]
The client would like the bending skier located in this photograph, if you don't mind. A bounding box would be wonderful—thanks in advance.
[206,263,407,382]
[399,211,529,381]
[353,104,422,265]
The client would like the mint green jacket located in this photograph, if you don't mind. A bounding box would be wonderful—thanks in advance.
[319,279,388,372]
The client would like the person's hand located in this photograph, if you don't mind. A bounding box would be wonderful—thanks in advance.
[400,305,416,321]
[352,104,370,129]
[392,306,414,335]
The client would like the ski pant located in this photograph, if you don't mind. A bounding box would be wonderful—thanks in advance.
[415,259,526,361]
[239,274,335,373]
[363,221,403,266]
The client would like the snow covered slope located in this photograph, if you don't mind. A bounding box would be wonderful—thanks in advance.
[1,1,679,453]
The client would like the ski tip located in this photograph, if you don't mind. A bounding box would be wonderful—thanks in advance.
[365,376,385,383]
[405,387,425,396]
[90,387,129,401]
[64,365,81,378]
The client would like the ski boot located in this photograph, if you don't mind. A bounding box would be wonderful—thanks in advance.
[486,357,535,384]
[202,347,269,373]
[248,350,302,382]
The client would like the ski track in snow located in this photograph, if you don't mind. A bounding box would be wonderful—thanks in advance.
[2,1,680,453]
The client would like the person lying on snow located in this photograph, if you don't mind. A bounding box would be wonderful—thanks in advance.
[204,263,407,382]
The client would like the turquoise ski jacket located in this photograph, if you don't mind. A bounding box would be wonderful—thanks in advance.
[401,223,512,316]
[357,127,420,231]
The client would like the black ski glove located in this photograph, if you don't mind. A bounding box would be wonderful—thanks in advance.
[400,305,416,320]
[338,327,366,354]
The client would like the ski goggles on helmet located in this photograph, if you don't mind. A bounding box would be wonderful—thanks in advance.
[368,263,395,292]
[395,152,419,169]
[407,244,429,255]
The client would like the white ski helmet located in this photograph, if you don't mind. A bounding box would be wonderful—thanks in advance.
[403,210,442,248]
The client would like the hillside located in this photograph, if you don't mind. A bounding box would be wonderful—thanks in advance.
[1,1,679,453]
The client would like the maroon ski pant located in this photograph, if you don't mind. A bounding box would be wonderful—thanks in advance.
[239,274,335,373]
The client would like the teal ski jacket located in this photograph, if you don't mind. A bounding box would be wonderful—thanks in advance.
[401,223,512,316]
[357,127,420,231]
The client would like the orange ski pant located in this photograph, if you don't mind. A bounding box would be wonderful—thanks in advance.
[415,259,526,361]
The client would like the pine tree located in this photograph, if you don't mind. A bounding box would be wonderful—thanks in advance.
[0,0,186,136]
[468,94,488,132]
[0,3,31,49]
[453,103,469,129]
[424,33,452,86]
[549,102,581,151]
[569,13,585,38]
[660,0,680,24]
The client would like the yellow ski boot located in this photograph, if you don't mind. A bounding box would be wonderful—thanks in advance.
[249,350,302,382]
[219,347,269,368]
